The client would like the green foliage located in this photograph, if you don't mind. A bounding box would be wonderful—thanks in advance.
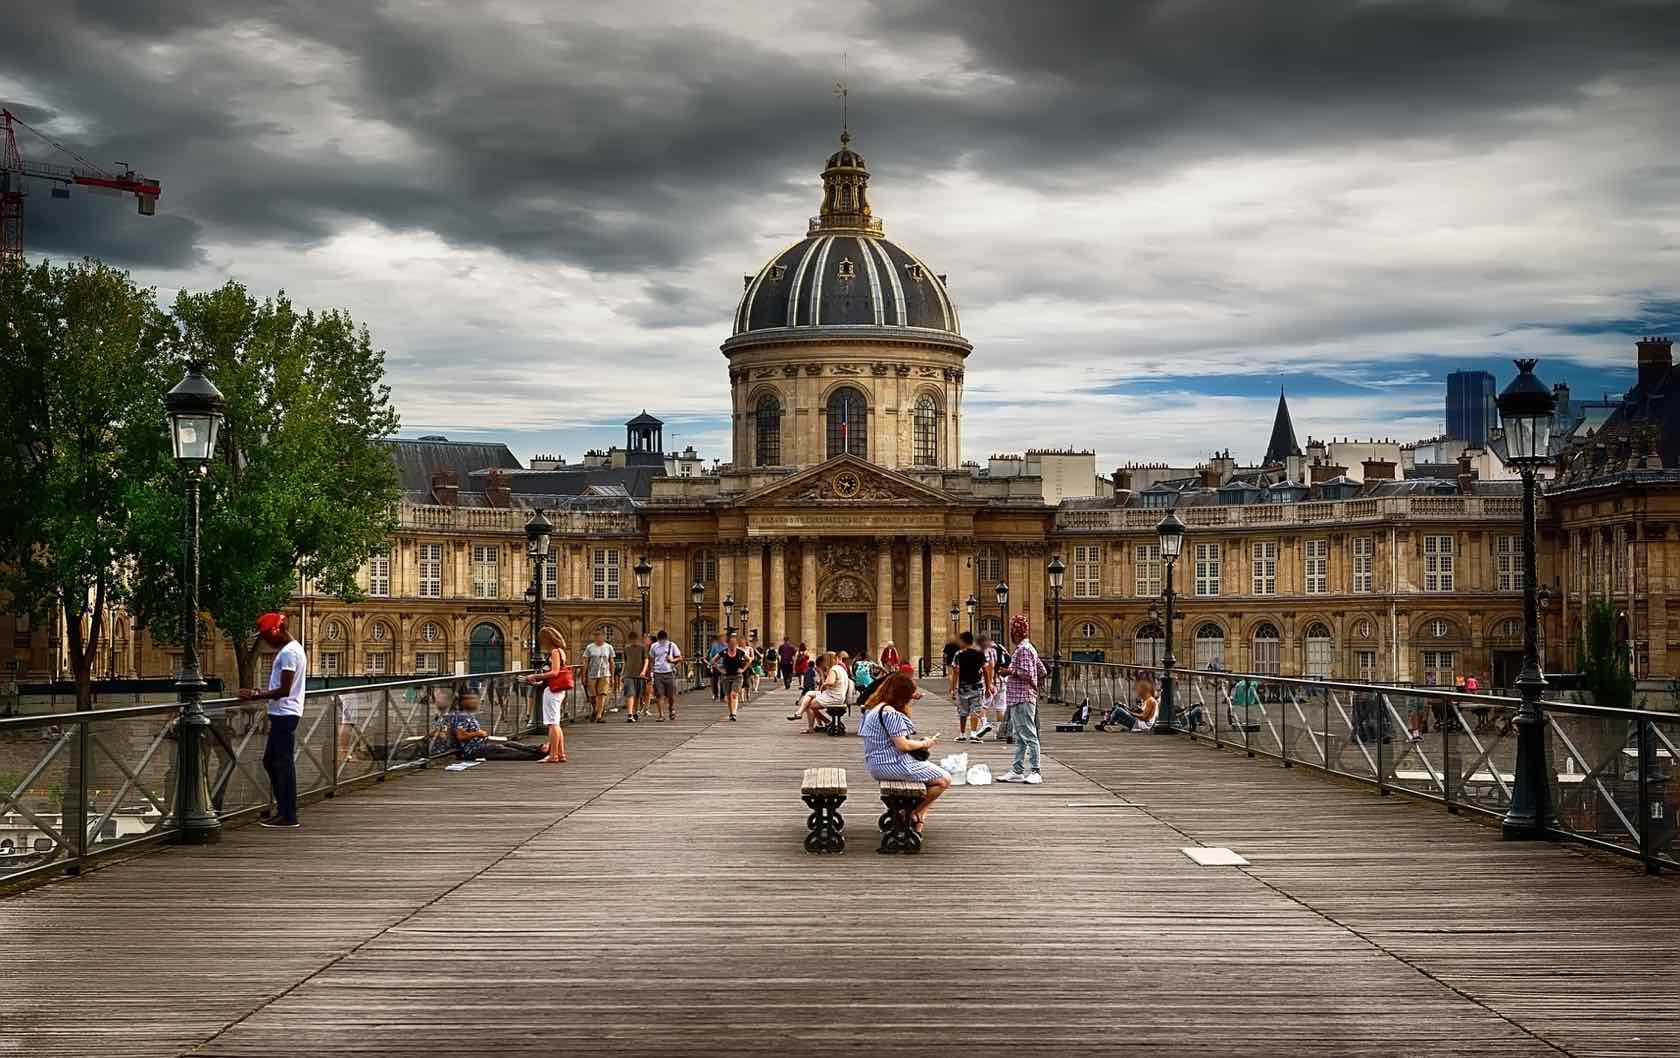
[1576,595,1634,711]
[126,281,400,683]
[0,259,171,705]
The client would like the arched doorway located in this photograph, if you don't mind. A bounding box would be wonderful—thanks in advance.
[468,622,505,674]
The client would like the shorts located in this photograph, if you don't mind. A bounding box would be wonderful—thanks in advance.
[623,676,646,699]
[541,687,565,726]
[652,672,678,700]
[956,686,986,717]
[587,676,611,698]
[720,675,743,695]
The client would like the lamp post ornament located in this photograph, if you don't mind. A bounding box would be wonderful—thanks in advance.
[164,361,226,845]
[995,580,1009,647]
[965,593,978,637]
[524,509,552,671]
[1047,555,1066,704]
[1496,358,1560,841]
[634,555,653,638]
[690,579,706,690]
[1154,510,1185,734]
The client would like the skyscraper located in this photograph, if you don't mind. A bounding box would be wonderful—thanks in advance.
[1446,370,1497,445]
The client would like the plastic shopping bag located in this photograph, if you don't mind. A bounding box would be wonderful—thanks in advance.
[966,763,993,786]
[939,751,969,783]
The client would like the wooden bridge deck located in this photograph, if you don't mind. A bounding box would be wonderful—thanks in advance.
[4,683,1677,1058]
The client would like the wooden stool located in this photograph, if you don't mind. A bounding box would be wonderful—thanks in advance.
[800,767,847,853]
[877,780,927,855]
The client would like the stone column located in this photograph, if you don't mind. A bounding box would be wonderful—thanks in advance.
[745,542,765,646]
[875,539,895,656]
[907,538,926,670]
[1027,545,1045,652]
[930,543,950,653]
[769,540,788,644]
[801,539,818,647]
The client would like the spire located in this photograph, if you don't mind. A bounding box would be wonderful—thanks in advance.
[1264,387,1301,467]
[811,128,883,236]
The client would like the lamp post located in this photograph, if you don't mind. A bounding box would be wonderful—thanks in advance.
[524,509,552,670]
[995,580,1009,646]
[738,605,750,643]
[164,361,225,845]
[690,579,705,690]
[1154,511,1185,734]
[634,555,653,637]
[1497,357,1560,841]
[965,593,977,637]
[723,592,736,638]
[948,604,959,636]
[1047,555,1066,703]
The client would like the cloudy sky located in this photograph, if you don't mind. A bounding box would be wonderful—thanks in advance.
[5,1,1678,470]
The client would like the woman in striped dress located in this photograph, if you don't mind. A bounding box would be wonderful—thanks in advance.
[858,673,951,830]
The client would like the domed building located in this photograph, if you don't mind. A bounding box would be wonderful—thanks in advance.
[724,131,969,470]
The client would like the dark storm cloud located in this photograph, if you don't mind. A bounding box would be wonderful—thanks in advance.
[5,1,1676,275]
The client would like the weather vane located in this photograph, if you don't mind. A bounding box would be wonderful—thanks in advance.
[834,52,848,135]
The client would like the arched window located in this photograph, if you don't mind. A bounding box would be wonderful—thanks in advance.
[323,619,344,642]
[1304,622,1333,678]
[826,387,868,458]
[368,621,389,642]
[1077,621,1101,640]
[1135,622,1164,666]
[912,394,939,466]
[754,393,782,466]
[1193,623,1225,670]
[594,623,619,645]
[1251,622,1280,676]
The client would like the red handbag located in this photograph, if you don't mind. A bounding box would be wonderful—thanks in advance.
[546,658,574,693]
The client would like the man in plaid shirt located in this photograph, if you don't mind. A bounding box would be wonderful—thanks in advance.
[997,613,1048,785]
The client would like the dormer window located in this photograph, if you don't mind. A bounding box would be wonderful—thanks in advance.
[767,264,786,282]
[836,257,856,280]
[906,263,926,282]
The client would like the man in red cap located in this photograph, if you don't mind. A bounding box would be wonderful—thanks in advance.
[238,612,308,828]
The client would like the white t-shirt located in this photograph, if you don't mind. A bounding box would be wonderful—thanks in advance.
[267,639,307,718]
[584,641,615,678]
[650,640,680,674]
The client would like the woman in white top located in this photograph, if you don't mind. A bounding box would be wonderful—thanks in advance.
[798,652,845,732]
[520,626,569,762]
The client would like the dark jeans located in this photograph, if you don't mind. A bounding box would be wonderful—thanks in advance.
[465,740,545,761]
[263,714,300,823]
[781,662,794,688]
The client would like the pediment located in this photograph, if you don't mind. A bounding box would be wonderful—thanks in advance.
[738,455,957,507]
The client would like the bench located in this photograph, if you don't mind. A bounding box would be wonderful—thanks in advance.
[800,767,847,853]
[877,780,927,855]
[820,704,848,737]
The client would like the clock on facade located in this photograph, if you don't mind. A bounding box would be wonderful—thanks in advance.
[833,471,862,498]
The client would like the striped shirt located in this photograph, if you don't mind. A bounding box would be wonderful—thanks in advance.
[1005,639,1046,705]
[861,705,915,772]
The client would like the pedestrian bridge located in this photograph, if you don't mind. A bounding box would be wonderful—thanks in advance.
[3,675,1678,1057]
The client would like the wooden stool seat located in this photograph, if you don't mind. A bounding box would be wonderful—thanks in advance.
[800,767,847,853]
[877,780,928,855]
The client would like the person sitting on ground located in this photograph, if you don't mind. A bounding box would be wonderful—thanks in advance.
[859,672,950,832]
[447,688,545,761]
[1106,674,1159,732]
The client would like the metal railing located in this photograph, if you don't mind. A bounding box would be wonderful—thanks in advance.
[1054,660,1679,872]
[0,669,565,888]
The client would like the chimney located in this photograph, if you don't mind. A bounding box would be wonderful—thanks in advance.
[484,469,511,509]
[429,468,459,506]
[1200,465,1221,489]
[1456,452,1477,495]
[1113,467,1134,492]
[1310,462,1347,485]
[1361,458,1397,481]
[1638,336,1672,389]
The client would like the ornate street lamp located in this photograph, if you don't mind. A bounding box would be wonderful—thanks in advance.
[1047,555,1066,703]
[949,604,959,632]
[634,555,653,638]
[738,604,750,643]
[1497,358,1560,841]
[965,593,978,637]
[1154,510,1185,734]
[524,509,552,670]
[690,579,706,689]
[995,580,1009,646]
[723,591,736,638]
[164,361,225,845]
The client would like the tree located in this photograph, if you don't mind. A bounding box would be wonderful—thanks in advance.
[0,259,171,709]
[1576,594,1635,711]
[128,281,401,688]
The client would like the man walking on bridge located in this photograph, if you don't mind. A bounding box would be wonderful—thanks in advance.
[238,612,307,828]
[997,614,1046,786]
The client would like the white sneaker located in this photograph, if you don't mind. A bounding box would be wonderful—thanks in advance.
[1025,772,1044,785]
[997,771,1027,783]
[955,733,971,743]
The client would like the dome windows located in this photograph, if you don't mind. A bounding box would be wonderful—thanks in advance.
[755,394,782,467]
[836,257,855,281]
[912,394,939,466]
[826,387,868,458]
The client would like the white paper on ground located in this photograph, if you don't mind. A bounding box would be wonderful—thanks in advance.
[966,763,993,785]
[939,751,969,782]
[444,760,484,772]
[1181,846,1248,866]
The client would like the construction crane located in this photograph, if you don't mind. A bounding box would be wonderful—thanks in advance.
[1,107,161,266]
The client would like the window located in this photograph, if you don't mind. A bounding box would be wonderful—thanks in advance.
[1421,650,1455,687]
[1134,544,1162,597]
[420,621,442,643]
[472,545,499,599]
[368,549,390,597]
[1428,618,1453,639]
[418,544,442,598]
[1614,526,1628,593]
[1352,536,1373,593]
[694,548,718,585]
[1251,623,1280,675]
[12,612,29,647]
[1305,539,1328,594]
[593,547,621,600]
[323,620,343,642]
[1142,490,1174,510]
[1077,622,1101,640]
[978,615,1003,640]
[912,395,939,466]
[691,616,717,656]
[543,545,559,600]
[1356,650,1377,682]
[977,547,1002,584]
[1193,543,1221,596]
[1498,617,1521,641]
[319,651,341,677]
[366,651,389,675]
[825,386,868,458]
[415,651,442,674]
[1072,544,1101,598]
[1424,535,1454,592]
[1251,541,1277,595]
[369,621,389,643]
[1304,622,1333,678]
[1135,622,1164,666]
[1495,534,1519,592]
[595,623,619,644]
[755,394,782,467]
[1192,623,1225,670]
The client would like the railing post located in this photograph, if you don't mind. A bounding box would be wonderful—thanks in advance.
[1213,680,1223,749]
[1281,687,1290,768]
[1321,691,1330,774]
[69,719,89,876]
[1377,696,1388,796]
[1638,718,1657,874]
[1444,704,1457,814]
[327,695,339,799]
[379,687,391,782]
